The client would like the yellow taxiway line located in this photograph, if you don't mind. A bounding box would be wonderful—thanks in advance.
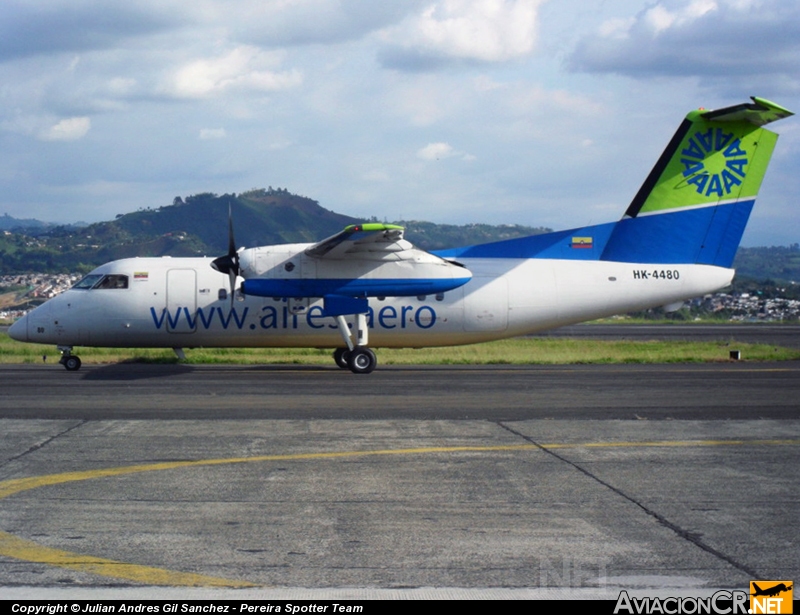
[1,439,798,587]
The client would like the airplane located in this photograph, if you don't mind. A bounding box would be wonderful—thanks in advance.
[751,583,792,598]
[8,96,794,374]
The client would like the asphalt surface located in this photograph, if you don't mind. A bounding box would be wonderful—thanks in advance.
[0,362,798,420]
[0,325,798,599]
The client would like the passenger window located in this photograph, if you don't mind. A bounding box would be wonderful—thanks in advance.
[218,288,228,301]
[95,274,129,289]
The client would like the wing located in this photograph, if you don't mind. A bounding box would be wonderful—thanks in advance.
[304,223,411,259]
[238,222,472,302]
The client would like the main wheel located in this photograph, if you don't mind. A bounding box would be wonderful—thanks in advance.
[63,355,82,371]
[333,348,350,369]
[347,347,377,374]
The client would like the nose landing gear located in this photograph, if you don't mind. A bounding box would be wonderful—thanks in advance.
[57,346,82,371]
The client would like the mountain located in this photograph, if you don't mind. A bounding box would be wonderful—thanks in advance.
[730,244,800,283]
[3,187,798,280]
[2,188,798,282]
[0,213,56,233]
[0,188,550,273]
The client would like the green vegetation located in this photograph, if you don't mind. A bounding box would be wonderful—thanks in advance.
[2,333,797,366]
[0,189,549,273]
[1,190,357,273]
[393,220,549,251]
[733,244,800,286]
[2,188,799,285]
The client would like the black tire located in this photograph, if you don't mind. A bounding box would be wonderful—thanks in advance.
[333,348,350,369]
[63,356,82,371]
[347,347,377,374]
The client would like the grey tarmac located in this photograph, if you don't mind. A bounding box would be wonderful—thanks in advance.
[0,358,798,599]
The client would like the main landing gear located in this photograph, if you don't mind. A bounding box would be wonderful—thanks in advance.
[57,346,82,371]
[331,313,377,374]
[333,347,377,374]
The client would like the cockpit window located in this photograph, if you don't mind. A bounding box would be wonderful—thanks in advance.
[72,274,129,290]
[72,274,104,289]
[96,274,129,289]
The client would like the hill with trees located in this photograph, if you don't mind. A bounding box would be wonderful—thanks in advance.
[0,188,550,273]
[730,244,800,284]
[2,188,798,289]
[3,188,798,319]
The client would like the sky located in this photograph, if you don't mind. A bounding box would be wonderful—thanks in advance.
[1,0,798,246]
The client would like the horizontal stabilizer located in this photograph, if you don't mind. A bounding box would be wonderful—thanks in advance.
[700,96,793,127]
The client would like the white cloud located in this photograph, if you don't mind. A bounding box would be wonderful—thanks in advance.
[417,141,474,161]
[418,142,454,160]
[569,0,800,91]
[597,17,635,39]
[167,46,303,99]
[643,4,677,33]
[642,0,717,33]
[682,0,718,20]
[416,0,539,61]
[38,117,91,141]
[0,1,796,247]
[378,0,544,69]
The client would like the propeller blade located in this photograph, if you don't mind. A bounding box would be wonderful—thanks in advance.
[210,203,241,308]
[227,203,237,261]
[228,270,237,309]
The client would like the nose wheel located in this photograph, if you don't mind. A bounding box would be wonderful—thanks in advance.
[57,346,82,371]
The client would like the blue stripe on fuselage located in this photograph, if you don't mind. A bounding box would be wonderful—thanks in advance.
[433,222,617,260]
[242,276,472,298]
[433,200,754,267]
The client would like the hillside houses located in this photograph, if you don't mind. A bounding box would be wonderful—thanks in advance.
[692,292,800,321]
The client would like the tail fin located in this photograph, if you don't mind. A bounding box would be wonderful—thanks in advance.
[601,97,793,267]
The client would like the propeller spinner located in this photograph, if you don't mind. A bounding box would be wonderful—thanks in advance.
[210,205,241,305]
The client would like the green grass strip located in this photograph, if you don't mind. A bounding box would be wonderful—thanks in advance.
[2,333,798,365]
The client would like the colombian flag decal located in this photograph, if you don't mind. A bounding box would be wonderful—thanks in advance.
[571,237,593,249]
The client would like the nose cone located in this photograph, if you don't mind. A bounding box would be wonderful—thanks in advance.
[8,313,28,342]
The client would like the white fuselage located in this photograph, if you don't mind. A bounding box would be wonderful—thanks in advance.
[12,255,734,349]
